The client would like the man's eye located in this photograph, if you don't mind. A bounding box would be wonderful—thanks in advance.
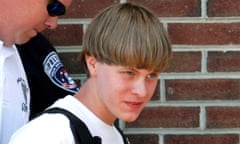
[123,71,134,76]
[147,73,158,79]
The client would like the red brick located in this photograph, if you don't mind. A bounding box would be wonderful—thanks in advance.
[168,23,240,45]
[43,24,83,46]
[165,135,239,144]
[208,51,240,72]
[63,0,119,18]
[207,107,240,128]
[165,52,201,72]
[126,107,199,128]
[166,79,240,100]
[208,0,240,17]
[58,53,84,74]
[128,0,201,17]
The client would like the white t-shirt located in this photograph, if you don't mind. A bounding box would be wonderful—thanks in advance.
[0,41,30,144]
[9,95,124,144]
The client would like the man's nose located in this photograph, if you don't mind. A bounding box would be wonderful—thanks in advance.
[132,79,147,97]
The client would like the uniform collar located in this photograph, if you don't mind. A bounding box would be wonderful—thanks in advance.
[0,40,3,47]
[0,41,16,58]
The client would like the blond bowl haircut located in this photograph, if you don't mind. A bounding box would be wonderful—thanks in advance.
[78,2,172,77]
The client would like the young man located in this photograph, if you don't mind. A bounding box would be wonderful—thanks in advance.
[0,0,72,143]
[9,2,172,144]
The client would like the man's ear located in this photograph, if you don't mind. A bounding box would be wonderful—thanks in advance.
[85,54,97,76]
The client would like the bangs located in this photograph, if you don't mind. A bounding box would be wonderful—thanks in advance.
[114,24,170,71]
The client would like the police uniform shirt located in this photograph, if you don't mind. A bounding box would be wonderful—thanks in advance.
[0,40,30,144]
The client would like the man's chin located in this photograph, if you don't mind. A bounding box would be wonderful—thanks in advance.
[16,31,38,45]
[15,40,29,45]
[120,114,139,122]
[15,37,33,45]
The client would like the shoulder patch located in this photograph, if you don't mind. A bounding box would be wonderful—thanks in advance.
[43,52,79,93]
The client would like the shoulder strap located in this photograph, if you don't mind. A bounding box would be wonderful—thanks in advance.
[114,120,130,144]
[43,107,101,144]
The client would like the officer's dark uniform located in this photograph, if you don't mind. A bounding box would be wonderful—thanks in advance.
[17,33,79,119]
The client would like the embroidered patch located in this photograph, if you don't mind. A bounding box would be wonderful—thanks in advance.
[43,52,79,93]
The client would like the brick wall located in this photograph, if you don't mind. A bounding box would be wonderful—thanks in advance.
[43,0,240,144]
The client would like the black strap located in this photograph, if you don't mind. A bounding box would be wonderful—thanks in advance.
[43,107,129,144]
[114,120,130,144]
[43,107,101,144]
[115,125,130,144]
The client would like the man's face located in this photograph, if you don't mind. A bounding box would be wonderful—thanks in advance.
[90,58,159,123]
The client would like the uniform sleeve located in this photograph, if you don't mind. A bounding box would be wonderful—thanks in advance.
[16,33,79,118]
[8,114,75,144]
